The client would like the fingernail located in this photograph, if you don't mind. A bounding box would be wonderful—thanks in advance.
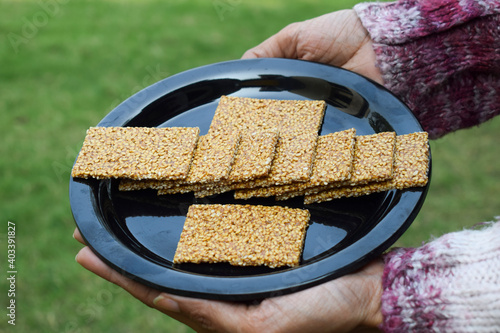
[154,294,180,313]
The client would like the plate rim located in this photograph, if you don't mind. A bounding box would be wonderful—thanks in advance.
[70,58,430,300]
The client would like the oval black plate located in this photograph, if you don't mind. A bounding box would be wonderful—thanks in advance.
[70,58,430,301]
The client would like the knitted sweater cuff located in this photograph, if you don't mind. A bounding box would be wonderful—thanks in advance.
[380,219,500,332]
[354,0,500,139]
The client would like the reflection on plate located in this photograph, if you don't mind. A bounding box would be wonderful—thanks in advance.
[70,58,430,301]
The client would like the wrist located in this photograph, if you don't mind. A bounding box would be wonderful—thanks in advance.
[351,260,384,330]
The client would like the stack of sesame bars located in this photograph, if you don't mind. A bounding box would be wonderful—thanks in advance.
[71,96,429,268]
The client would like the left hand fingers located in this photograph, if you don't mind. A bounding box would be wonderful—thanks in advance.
[73,228,85,245]
[75,246,218,332]
[75,247,160,308]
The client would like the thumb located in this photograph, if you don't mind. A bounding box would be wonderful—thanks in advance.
[242,23,299,59]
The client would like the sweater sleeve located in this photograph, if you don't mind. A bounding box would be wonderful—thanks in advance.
[354,0,500,139]
[380,218,500,332]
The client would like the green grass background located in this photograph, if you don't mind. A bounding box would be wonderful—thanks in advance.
[1,0,498,332]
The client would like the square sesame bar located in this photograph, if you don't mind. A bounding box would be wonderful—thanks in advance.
[173,204,310,268]
[233,129,356,200]
[208,96,325,190]
[209,96,326,134]
[304,132,429,204]
[344,132,396,185]
[71,127,199,180]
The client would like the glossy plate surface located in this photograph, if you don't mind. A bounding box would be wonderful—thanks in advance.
[70,59,430,301]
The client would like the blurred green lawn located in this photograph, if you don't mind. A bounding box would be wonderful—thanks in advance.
[1,0,499,332]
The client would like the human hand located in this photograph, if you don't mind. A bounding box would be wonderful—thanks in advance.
[242,10,383,84]
[74,228,383,333]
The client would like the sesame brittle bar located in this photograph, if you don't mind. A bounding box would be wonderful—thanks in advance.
[71,126,199,180]
[209,96,326,134]
[345,132,396,185]
[173,204,310,268]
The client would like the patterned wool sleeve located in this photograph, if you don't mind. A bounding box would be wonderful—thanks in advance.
[354,0,500,139]
[380,218,500,332]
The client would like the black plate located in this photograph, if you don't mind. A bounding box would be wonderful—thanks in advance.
[70,58,430,301]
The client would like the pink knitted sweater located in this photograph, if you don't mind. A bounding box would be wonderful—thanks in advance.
[355,0,500,139]
[354,0,500,331]
[380,220,500,332]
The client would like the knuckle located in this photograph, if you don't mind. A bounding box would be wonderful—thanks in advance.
[281,22,300,40]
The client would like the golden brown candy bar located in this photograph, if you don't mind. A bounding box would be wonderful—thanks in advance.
[389,132,429,189]
[71,127,199,180]
[304,132,429,204]
[233,129,356,200]
[346,132,396,185]
[201,96,326,194]
[173,204,310,268]
[209,96,326,134]
[225,130,279,183]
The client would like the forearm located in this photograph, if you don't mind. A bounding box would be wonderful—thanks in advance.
[354,0,500,139]
[380,218,500,332]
